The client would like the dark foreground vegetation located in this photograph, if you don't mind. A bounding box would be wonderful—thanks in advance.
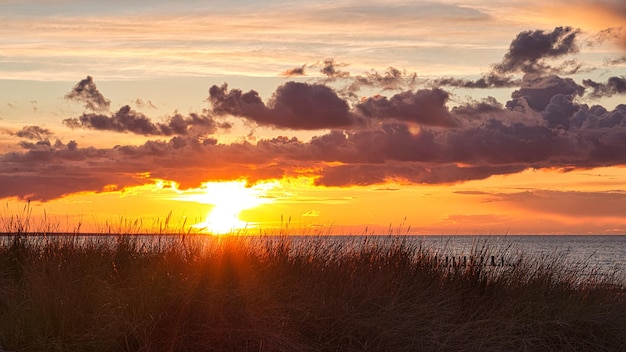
[1,231,625,352]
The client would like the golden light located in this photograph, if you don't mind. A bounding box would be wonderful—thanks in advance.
[180,180,279,235]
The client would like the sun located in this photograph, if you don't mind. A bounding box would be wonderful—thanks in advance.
[179,180,278,235]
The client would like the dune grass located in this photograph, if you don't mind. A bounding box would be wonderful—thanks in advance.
[0,230,624,352]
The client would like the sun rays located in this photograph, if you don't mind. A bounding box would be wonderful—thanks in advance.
[174,180,279,235]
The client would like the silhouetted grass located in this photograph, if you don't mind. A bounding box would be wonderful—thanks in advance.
[0,219,625,351]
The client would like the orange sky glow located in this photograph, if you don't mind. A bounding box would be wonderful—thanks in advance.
[1,0,625,235]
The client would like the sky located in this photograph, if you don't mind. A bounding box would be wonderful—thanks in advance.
[1,0,625,235]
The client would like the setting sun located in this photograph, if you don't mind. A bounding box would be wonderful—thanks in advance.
[177,180,279,235]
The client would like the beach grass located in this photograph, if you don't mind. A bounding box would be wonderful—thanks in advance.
[0,216,625,351]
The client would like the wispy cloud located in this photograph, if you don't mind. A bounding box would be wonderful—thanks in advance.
[280,65,307,77]
[62,77,229,136]
[64,76,111,112]
[0,1,512,80]
[63,106,225,136]
[582,76,626,98]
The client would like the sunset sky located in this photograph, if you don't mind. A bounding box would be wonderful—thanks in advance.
[1,0,625,235]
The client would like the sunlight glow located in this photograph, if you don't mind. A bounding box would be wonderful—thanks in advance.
[180,180,279,235]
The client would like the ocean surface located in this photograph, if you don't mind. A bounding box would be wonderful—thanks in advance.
[409,235,626,276]
[288,234,626,280]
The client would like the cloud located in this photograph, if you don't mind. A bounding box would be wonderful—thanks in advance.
[294,26,586,95]
[345,67,418,93]
[208,82,357,130]
[63,105,221,136]
[451,97,504,117]
[280,65,307,77]
[508,74,584,112]
[0,139,138,201]
[134,99,157,109]
[572,104,626,129]
[433,27,582,89]
[282,61,419,94]
[2,92,626,200]
[432,73,520,89]
[317,58,350,79]
[356,88,458,127]
[582,76,626,98]
[314,162,526,187]
[64,76,111,112]
[494,26,581,75]
[5,72,625,200]
[13,125,54,141]
[2,27,626,201]
[4,69,626,201]
[588,27,626,65]
[588,27,624,48]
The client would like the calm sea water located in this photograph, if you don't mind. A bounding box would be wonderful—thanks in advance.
[411,235,626,273]
[291,235,626,278]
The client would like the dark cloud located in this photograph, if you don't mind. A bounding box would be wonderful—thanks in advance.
[18,139,53,151]
[572,104,626,129]
[64,76,111,112]
[433,73,520,89]
[280,65,306,77]
[541,94,580,128]
[2,96,626,200]
[208,82,357,130]
[63,105,220,136]
[432,27,582,89]
[5,76,626,201]
[442,119,585,164]
[582,76,626,98]
[356,88,458,127]
[13,125,54,141]
[451,97,504,117]
[494,26,581,75]
[317,58,350,79]
[300,27,585,94]
[507,75,584,112]
[0,139,133,201]
[313,162,525,187]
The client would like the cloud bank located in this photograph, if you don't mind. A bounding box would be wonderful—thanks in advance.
[1,27,626,201]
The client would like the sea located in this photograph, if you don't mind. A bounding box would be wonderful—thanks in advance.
[406,234,626,278]
[291,234,626,278]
